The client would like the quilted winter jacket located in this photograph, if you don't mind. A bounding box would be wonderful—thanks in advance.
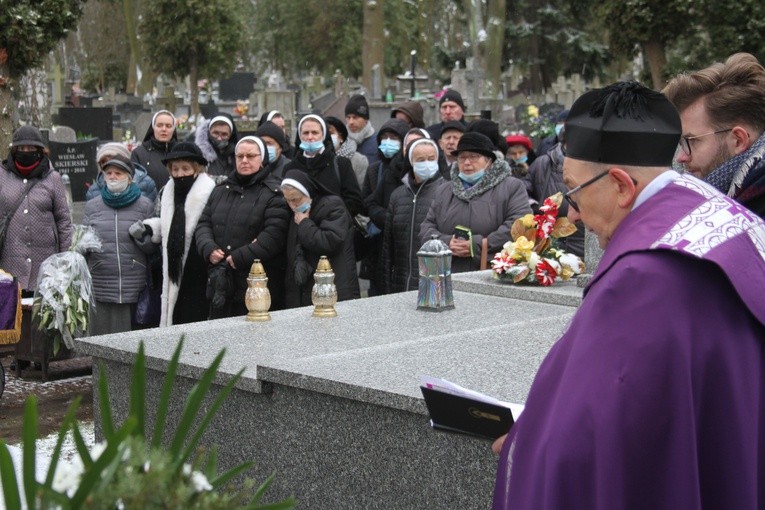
[285,194,360,307]
[420,159,532,273]
[82,193,155,303]
[381,174,442,293]
[0,162,72,290]
[195,167,290,307]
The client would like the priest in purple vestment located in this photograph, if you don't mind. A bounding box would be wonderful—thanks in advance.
[492,81,765,510]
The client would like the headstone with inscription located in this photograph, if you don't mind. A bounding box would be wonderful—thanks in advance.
[48,139,99,202]
[53,107,113,141]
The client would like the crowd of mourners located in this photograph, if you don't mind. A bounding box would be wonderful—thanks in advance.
[0,88,558,334]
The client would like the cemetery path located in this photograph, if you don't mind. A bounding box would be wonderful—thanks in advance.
[0,354,93,445]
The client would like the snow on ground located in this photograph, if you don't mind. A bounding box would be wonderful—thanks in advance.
[1,422,95,509]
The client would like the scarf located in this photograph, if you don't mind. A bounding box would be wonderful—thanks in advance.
[7,154,48,180]
[450,158,512,202]
[347,121,375,146]
[167,177,195,284]
[100,182,141,209]
[706,131,765,196]
[337,139,358,159]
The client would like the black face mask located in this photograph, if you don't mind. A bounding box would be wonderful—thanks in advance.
[173,175,196,197]
[14,151,43,168]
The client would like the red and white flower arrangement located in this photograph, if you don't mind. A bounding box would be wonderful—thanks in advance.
[490,193,585,286]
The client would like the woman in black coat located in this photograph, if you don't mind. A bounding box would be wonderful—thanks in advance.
[280,170,360,307]
[131,110,178,189]
[381,138,444,294]
[195,136,290,318]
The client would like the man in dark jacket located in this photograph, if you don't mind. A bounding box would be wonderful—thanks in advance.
[391,101,426,129]
[195,135,290,317]
[345,94,379,166]
[427,89,467,140]
[663,52,765,219]
[195,113,239,181]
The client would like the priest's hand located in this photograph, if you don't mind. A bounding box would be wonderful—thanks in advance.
[492,433,507,454]
[449,236,472,257]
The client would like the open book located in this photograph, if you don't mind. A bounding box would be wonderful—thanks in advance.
[420,375,525,441]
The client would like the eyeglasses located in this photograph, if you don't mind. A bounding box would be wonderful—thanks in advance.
[457,153,483,163]
[564,171,609,213]
[678,128,732,156]
[236,153,261,161]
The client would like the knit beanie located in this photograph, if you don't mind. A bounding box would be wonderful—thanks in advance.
[439,89,466,111]
[345,94,370,119]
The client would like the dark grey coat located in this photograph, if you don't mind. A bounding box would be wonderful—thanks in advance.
[83,193,155,303]
[420,159,532,273]
[0,162,72,290]
[285,194,360,307]
[382,174,442,293]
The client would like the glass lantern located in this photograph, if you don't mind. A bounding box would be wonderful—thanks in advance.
[416,235,455,312]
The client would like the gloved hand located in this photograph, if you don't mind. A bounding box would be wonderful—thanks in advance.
[129,220,147,240]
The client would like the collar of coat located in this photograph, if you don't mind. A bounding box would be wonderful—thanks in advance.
[449,158,512,201]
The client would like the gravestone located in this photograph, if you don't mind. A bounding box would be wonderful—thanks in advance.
[53,107,113,141]
[577,230,604,287]
[132,112,154,143]
[219,72,256,101]
[48,138,99,201]
[49,125,77,143]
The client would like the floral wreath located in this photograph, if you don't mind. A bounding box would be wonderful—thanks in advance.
[491,193,585,286]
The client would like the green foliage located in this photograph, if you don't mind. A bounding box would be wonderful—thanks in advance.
[0,0,85,79]
[0,336,295,509]
[596,0,693,55]
[140,0,246,81]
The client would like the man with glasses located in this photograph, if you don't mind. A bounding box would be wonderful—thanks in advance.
[492,81,765,510]
[664,52,765,218]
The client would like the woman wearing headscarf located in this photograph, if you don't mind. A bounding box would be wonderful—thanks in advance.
[86,142,157,202]
[195,113,239,181]
[382,138,444,293]
[130,142,216,326]
[195,136,290,317]
[259,110,294,158]
[131,110,178,189]
[284,114,364,217]
[280,170,359,307]
[325,116,368,189]
[420,132,532,273]
[0,126,72,296]
[83,156,155,334]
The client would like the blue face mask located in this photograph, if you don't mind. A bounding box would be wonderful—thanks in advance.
[512,155,528,164]
[555,123,564,137]
[413,160,439,181]
[295,201,311,214]
[459,170,484,184]
[300,140,324,154]
[379,139,401,159]
[267,146,278,162]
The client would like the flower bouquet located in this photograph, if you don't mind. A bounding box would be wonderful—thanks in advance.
[33,225,101,354]
[491,193,585,286]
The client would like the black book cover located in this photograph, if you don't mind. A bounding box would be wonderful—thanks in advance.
[420,386,514,441]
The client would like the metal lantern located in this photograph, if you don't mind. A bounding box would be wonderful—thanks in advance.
[245,260,271,321]
[312,256,338,318]
[416,235,455,312]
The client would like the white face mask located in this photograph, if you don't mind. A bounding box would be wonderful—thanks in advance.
[106,177,130,194]
[331,134,340,149]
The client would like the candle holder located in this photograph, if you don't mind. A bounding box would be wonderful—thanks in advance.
[416,235,455,312]
[245,259,271,321]
[311,256,338,318]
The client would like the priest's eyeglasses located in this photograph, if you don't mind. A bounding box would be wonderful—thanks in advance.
[564,171,609,213]
[678,128,732,156]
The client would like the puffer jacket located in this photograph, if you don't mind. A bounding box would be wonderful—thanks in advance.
[285,194,360,307]
[83,193,155,303]
[195,167,290,309]
[85,162,158,203]
[382,173,442,293]
[0,160,72,291]
[420,159,532,273]
[131,123,177,189]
